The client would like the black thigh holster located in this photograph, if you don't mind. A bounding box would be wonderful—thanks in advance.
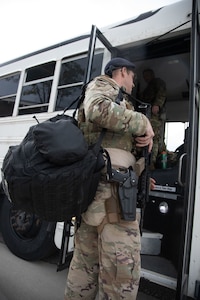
[107,167,138,221]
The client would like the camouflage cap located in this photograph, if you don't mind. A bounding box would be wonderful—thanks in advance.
[104,57,135,77]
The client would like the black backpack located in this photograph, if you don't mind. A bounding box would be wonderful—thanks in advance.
[1,89,106,222]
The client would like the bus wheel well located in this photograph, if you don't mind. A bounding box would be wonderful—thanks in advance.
[0,195,57,261]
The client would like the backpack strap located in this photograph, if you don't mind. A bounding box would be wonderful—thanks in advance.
[63,82,89,117]
[92,128,107,156]
[62,81,108,157]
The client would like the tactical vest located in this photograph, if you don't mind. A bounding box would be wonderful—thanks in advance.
[78,75,134,152]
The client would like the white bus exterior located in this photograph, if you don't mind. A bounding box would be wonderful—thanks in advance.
[0,0,199,299]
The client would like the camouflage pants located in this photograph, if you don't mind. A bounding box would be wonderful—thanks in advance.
[150,115,163,164]
[64,199,141,299]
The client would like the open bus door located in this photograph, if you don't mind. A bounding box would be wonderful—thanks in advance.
[176,0,200,299]
[58,25,118,270]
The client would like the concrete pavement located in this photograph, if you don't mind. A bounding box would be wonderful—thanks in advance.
[0,238,159,300]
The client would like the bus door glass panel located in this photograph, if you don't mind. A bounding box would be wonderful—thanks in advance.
[0,73,20,117]
[55,53,103,111]
[19,61,55,115]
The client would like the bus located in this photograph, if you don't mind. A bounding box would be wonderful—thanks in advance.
[0,0,199,298]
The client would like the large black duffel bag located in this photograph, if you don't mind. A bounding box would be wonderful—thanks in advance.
[1,112,106,222]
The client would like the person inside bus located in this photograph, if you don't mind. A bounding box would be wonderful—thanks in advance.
[140,68,166,169]
[64,57,154,300]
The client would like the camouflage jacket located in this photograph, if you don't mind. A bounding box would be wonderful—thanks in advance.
[142,77,166,112]
[78,75,148,152]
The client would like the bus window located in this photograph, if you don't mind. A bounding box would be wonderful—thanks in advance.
[0,73,20,117]
[55,53,103,111]
[165,121,189,151]
[18,61,56,115]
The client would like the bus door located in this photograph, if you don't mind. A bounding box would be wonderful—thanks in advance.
[58,25,118,270]
[176,0,200,299]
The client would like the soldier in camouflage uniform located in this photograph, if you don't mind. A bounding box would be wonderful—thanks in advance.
[141,69,166,169]
[64,58,154,300]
